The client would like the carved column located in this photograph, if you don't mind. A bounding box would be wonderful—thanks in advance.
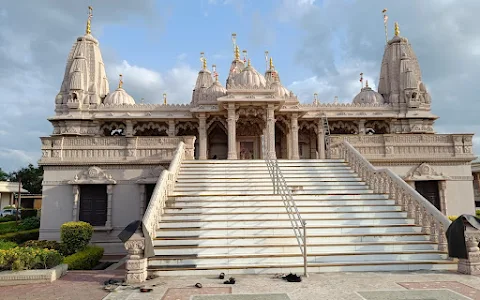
[198,113,207,160]
[317,121,325,159]
[291,113,299,160]
[286,131,292,159]
[124,233,148,284]
[138,184,146,220]
[457,226,480,275]
[72,185,80,221]
[125,120,134,137]
[358,119,366,134]
[267,104,276,159]
[106,185,113,228]
[438,181,447,214]
[168,120,176,137]
[227,104,237,159]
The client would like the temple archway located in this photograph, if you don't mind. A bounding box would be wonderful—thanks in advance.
[236,117,265,159]
[208,121,228,159]
[275,118,289,159]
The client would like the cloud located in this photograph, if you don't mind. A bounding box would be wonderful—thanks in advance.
[0,149,38,172]
[276,0,317,22]
[108,60,197,104]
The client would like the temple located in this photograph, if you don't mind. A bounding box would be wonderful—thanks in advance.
[39,7,476,275]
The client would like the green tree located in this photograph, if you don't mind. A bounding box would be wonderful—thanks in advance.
[0,168,9,181]
[9,164,44,194]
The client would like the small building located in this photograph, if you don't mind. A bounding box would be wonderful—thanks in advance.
[472,160,480,208]
[0,181,28,210]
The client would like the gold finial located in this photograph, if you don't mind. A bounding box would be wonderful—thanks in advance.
[234,45,240,60]
[382,8,388,44]
[394,22,400,36]
[269,57,274,70]
[247,59,251,67]
[212,64,218,82]
[118,74,123,89]
[200,52,207,70]
[163,93,167,105]
[86,6,93,35]
[232,33,237,59]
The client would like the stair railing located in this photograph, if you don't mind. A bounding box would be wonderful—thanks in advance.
[124,141,186,284]
[333,140,450,251]
[261,135,308,276]
[322,114,331,159]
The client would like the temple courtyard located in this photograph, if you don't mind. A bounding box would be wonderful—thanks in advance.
[2,270,480,300]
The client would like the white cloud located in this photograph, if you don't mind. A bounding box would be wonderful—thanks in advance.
[276,0,317,22]
[0,148,38,172]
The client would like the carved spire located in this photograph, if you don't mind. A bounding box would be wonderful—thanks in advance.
[86,6,93,35]
[394,22,400,36]
[118,74,123,89]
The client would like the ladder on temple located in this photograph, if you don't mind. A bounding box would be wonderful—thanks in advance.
[322,114,331,159]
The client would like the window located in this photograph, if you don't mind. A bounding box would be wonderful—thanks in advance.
[79,185,108,226]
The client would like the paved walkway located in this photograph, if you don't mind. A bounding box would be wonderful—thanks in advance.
[0,270,124,300]
[1,270,479,299]
[105,271,480,300]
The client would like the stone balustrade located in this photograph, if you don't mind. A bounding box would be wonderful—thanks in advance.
[124,142,186,284]
[330,134,474,161]
[458,225,480,275]
[39,136,195,165]
[334,141,451,252]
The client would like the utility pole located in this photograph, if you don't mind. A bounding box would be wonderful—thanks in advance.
[16,177,21,224]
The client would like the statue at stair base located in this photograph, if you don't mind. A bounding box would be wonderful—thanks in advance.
[124,142,187,284]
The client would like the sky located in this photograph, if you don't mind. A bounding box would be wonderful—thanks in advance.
[0,0,479,172]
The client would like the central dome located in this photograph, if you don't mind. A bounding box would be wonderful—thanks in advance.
[352,83,385,105]
[103,87,135,105]
[230,60,266,88]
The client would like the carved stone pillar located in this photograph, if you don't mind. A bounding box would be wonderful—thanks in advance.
[72,185,79,221]
[267,104,276,159]
[138,184,146,220]
[291,113,299,160]
[106,185,113,228]
[124,233,148,284]
[168,120,175,137]
[286,131,292,159]
[358,119,366,134]
[457,226,480,275]
[317,121,325,159]
[227,104,237,159]
[125,120,134,137]
[198,113,207,160]
[438,181,447,214]
[182,136,196,159]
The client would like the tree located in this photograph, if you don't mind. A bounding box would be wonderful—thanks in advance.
[0,168,9,181]
[8,164,44,194]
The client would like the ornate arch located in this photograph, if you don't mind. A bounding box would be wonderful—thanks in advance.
[134,122,168,136]
[237,118,264,136]
[176,121,199,135]
[330,121,358,134]
[299,120,318,134]
[365,120,390,134]
[100,122,126,136]
[207,116,227,135]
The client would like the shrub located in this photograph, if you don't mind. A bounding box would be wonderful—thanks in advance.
[20,209,38,219]
[0,215,16,223]
[23,240,61,251]
[448,216,458,221]
[0,240,17,250]
[0,221,18,235]
[60,221,93,255]
[0,247,63,271]
[63,246,104,270]
[0,229,39,244]
[19,217,40,231]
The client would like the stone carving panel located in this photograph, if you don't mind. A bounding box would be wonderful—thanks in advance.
[69,166,117,184]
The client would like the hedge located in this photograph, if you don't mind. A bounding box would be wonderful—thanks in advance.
[0,240,17,250]
[20,209,38,219]
[0,247,63,271]
[60,221,93,255]
[23,240,61,251]
[0,229,39,244]
[0,221,18,235]
[0,215,16,223]
[63,246,104,270]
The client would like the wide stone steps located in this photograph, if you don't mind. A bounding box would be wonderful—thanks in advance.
[149,159,454,276]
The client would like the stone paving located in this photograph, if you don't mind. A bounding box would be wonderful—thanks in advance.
[104,271,480,300]
[0,270,123,300]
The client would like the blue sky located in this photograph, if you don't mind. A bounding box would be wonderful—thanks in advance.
[0,0,479,171]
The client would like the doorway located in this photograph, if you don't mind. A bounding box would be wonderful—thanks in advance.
[145,184,156,212]
[79,185,107,226]
[415,181,441,210]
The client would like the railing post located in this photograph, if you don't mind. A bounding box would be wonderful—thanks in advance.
[124,233,147,284]
[457,225,480,275]
[303,222,308,277]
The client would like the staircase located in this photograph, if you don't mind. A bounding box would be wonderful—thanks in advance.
[148,159,455,276]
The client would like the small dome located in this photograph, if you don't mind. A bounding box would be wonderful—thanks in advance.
[206,80,227,97]
[231,60,266,88]
[352,85,385,105]
[103,87,135,105]
[270,81,289,98]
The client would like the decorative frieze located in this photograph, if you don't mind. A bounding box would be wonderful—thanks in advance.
[39,136,194,165]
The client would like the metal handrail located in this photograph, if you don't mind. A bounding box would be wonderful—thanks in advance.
[261,135,308,276]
